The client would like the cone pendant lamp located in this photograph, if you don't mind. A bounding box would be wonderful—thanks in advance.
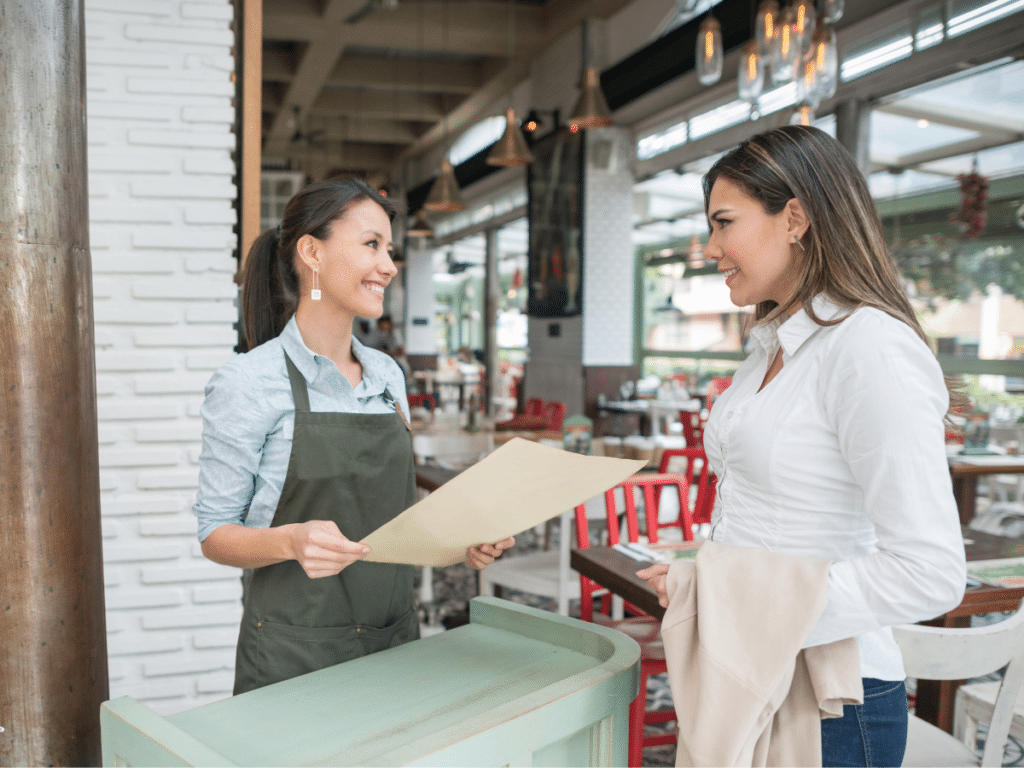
[407,209,434,237]
[568,67,613,129]
[488,108,534,166]
[423,157,465,212]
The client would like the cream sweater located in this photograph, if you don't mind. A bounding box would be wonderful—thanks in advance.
[661,541,863,767]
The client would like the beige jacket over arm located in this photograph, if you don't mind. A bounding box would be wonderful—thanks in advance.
[662,541,863,767]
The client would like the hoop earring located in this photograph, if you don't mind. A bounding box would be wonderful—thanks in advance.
[311,268,321,301]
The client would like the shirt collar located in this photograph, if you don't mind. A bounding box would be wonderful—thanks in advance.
[278,316,387,396]
[749,295,850,358]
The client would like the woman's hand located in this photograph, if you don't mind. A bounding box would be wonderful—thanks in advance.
[636,563,672,608]
[466,536,515,570]
[287,520,371,578]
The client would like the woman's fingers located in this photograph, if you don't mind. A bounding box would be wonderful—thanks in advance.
[465,537,515,570]
[291,520,370,578]
[636,563,671,607]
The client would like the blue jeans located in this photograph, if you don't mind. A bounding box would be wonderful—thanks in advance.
[821,678,908,767]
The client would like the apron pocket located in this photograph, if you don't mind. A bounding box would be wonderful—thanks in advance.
[255,620,361,689]
[352,608,420,657]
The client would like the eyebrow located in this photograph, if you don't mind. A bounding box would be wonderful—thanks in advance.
[708,207,734,220]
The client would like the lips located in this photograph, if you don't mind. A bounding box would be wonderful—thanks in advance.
[721,267,739,280]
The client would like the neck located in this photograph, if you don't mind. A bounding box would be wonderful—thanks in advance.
[294,300,356,371]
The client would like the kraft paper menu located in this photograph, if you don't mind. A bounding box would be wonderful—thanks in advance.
[361,437,647,567]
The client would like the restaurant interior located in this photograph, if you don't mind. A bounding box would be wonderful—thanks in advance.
[4,0,1024,765]
[260,0,1024,763]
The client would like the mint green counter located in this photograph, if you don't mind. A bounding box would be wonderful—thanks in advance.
[101,597,641,766]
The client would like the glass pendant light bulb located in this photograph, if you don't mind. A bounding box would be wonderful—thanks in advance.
[811,24,838,100]
[770,7,798,84]
[790,103,814,126]
[822,0,844,24]
[797,58,820,109]
[738,40,765,102]
[755,0,779,56]
[696,15,723,86]
[791,0,816,59]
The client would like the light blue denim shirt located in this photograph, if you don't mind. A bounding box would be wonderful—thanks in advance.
[193,316,409,542]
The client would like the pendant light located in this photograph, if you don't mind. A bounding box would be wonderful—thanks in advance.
[809,22,838,101]
[407,209,434,238]
[488,0,533,166]
[423,158,465,212]
[822,0,843,24]
[423,0,465,212]
[568,17,613,130]
[696,14,723,85]
[737,39,765,103]
[790,103,814,126]
[755,0,779,55]
[797,57,820,109]
[791,0,816,58]
[769,6,798,84]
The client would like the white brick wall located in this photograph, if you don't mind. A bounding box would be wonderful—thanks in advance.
[85,0,241,716]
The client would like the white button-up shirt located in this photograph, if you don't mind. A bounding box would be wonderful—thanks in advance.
[705,296,966,680]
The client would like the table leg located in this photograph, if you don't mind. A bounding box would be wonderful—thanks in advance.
[952,477,978,526]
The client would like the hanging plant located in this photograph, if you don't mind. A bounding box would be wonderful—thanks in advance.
[949,168,989,240]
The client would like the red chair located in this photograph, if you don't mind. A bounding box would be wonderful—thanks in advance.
[544,400,566,432]
[524,397,545,417]
[574,473,694,768]
[679,410,706,447]
[407,393,437,412]
[705,376,733,410]
[657,448,717,530]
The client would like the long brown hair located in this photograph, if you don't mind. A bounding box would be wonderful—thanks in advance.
[241,178,395,349]
[702,125,966,410]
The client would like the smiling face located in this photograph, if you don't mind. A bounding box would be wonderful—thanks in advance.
[298,197,396,321]
[705,177,806,310]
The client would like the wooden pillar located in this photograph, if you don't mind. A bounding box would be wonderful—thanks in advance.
[0,2,108,766]
[238,0,263,273]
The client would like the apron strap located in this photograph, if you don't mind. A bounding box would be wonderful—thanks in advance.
[383,388,412,432]
[284,353,311,413]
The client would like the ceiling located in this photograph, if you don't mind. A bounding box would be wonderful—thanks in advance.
[259,0,636,185]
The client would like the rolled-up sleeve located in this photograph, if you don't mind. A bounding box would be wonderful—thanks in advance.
[193,362,272,542]
[803,316,967,647]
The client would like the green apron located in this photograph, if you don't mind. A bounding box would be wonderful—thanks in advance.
[233,352,419,695]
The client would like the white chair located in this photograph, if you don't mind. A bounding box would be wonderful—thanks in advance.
[894,599,1024,767]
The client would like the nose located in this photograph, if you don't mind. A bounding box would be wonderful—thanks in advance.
[381,250,399,277]
[704,230,722,261]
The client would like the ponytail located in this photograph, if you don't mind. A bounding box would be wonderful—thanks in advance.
[241,226,299,350]
[240,177,396,350]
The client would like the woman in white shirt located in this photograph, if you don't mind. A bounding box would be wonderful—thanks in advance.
[640,125,966,766]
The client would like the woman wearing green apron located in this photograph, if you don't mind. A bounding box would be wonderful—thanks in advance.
[193,179,513,694]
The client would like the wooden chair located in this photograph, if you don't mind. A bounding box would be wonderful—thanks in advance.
[657,448,717,532]
[574,474,695,768]
[894,599,1024,767]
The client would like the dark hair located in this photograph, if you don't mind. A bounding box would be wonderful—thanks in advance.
[703,125,966,411]
[241,177,395,349]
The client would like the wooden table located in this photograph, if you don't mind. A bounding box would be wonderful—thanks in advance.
[415,464,462,493]
[948,454,1024,524]
[571,526,1024,734]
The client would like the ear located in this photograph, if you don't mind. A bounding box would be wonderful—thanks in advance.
[784,197,810,243]
[295,233,320,272]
